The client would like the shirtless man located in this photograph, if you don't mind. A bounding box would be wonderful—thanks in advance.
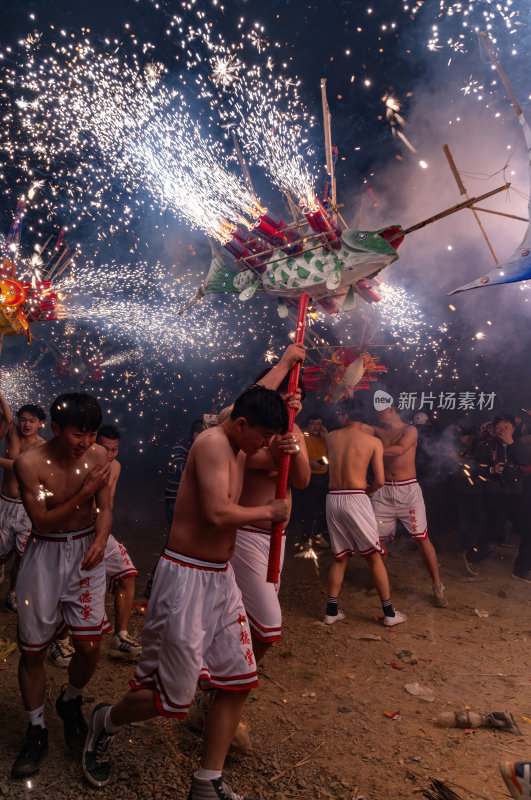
[50,424,141,666]
[11,392,112,779]
[82,386,289,800]
[231,352,311,663]
[324,401,406,626]
[370,403,448,608]
[0,392,46,612]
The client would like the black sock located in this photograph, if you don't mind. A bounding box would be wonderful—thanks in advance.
[326,597,338,616]
[382,599,395,617]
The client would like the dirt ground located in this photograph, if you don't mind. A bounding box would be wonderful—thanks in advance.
[0,521,530,800]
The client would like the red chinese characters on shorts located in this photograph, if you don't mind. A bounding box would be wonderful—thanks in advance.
[238,614,247,626]
[240,629,250,646]
[244,648,254,666]
[81,605,92,620]
[79,577,91,588]
[118,543,131,566]
[78,590,92,605]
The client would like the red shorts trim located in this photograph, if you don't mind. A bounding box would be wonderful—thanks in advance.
[108,567,139,593]
[246,611,282,643]
[129,675,189,720]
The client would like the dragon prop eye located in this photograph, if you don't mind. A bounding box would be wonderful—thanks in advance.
[355,232,368,241]
[521,249,529,257]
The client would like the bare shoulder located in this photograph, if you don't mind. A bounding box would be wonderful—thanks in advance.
[370,435,383,451]
[110,459,121,480]
[403,424,418,440]
[25,434,46,452]
[15,442,47,467]
[192,427,230,459]
[85,442,109,466]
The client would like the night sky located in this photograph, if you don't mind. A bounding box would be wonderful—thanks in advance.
[0,0,530,472]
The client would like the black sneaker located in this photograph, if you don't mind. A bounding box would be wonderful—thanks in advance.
[11,725,49,778]
[55,690,88,751]
[187,775,258,800]
[82,703,116,787]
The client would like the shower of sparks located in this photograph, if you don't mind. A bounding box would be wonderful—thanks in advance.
[165,7,319,205]
[382,93,418,154]
[408,1,524,55]
[2,38,264,243]
[211,55,243,88]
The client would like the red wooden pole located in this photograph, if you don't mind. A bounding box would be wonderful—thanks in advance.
[266,292,310,583]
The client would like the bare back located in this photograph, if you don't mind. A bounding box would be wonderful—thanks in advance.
[168,427,246,561]
[376,423,417,480]
[327,423,384,490]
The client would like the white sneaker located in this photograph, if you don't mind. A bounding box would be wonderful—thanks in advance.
[323,610,346,625]
[48,637,75,668]
[108,632,142,660]
[383,610,407,627]
[187,775,257,800]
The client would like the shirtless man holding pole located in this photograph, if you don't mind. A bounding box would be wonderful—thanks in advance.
[369,402,448,608]
[11,392,112,778]
[324,400,406,626]
[82,386,289,800]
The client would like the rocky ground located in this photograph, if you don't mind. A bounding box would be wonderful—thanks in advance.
[0,523,530,800]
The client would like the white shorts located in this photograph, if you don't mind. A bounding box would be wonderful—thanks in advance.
[130,547,258,719]
[17,526,111,655]
[0,494,32,563]
[231,526,286,643]
[370,479,428,543]
[326,491,386,560]
[104,534,138,593]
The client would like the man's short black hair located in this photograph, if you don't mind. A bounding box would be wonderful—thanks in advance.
[190,419,205,439]
[17,404,46,422]
[337,398,366,423]
[231,385,288,433]
[97,424,120,440]
[306,413,323,425]
[50,393,102,432]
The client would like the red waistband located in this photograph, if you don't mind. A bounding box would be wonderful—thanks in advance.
[384,478,418,486]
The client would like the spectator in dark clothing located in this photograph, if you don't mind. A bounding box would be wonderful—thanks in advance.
[465,415,530,581]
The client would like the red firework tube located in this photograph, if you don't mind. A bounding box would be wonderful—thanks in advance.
[223,238,262,268]
[254,217,290,245]
[267,292,310,584]
[232,228,268,256]
[316,198,342,238]
[261,211,299,243]
[302,207,340,249]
